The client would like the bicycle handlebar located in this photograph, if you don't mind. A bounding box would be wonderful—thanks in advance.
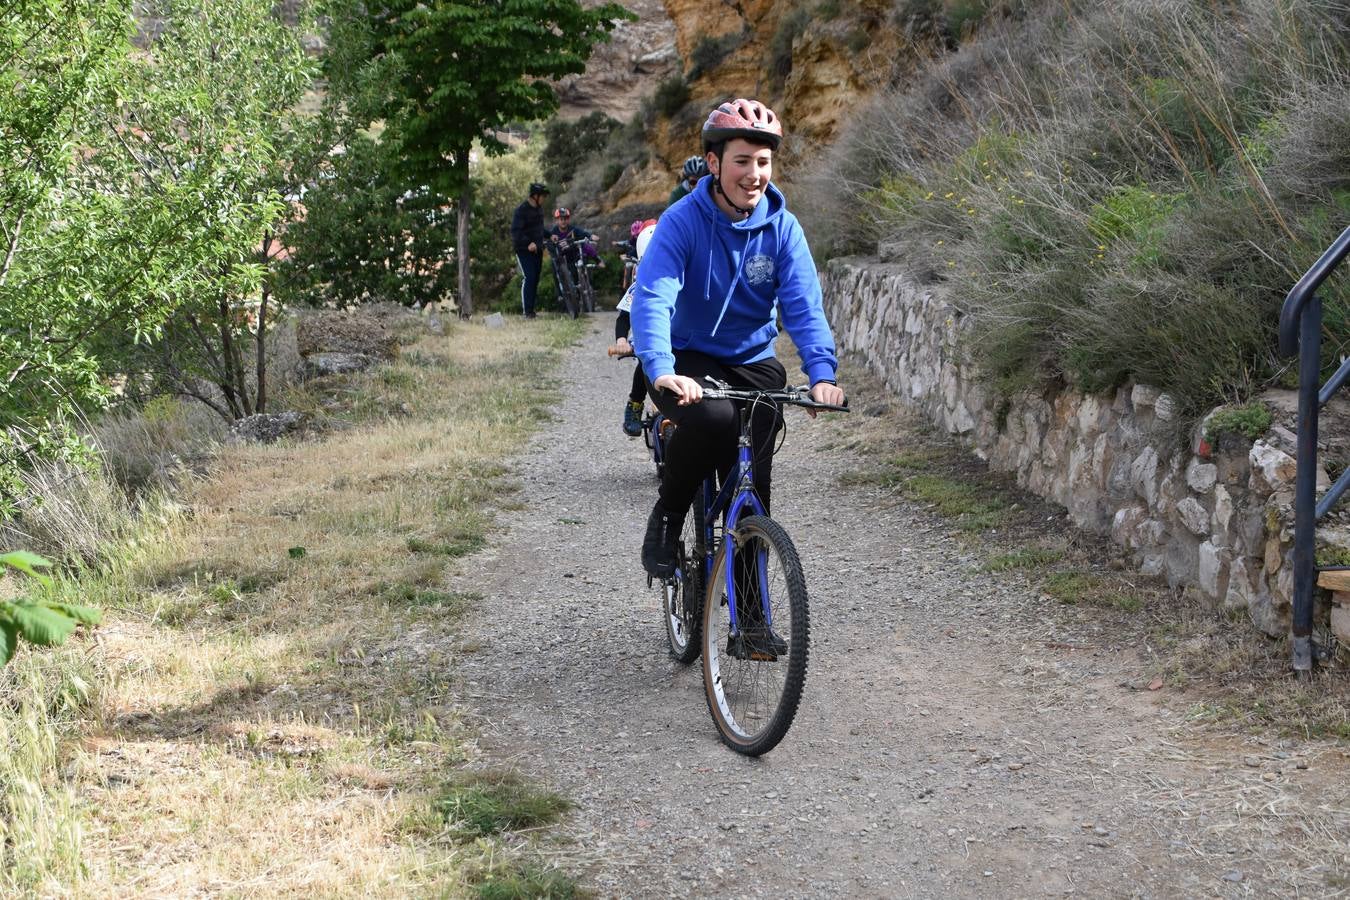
[701,379,849,413]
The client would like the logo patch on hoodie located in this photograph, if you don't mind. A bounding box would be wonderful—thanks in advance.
[744,254,774,286]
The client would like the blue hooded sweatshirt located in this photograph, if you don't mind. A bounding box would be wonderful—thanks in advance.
[630,176,838,386]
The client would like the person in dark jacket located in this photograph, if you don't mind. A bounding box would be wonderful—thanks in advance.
[510,182,550,318]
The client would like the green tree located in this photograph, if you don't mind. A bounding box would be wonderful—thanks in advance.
[102,0,314,421]
[371,0,633,316]
[279,134,458,309]
[542,111,622,190]
[0,0,308,507]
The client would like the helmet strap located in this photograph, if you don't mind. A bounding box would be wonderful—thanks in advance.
[712,150,753,218]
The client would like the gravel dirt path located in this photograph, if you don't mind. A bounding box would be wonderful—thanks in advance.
[454,320,1349,899]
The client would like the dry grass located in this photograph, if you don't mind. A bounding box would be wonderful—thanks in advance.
[836,357,1350,740]
[45,315,587,896]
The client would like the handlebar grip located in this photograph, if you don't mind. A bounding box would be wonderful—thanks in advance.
[608,345,635,358]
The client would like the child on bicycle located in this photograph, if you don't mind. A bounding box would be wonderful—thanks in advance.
[547,207,601,308]
[629,98,846,579]
[613,219,659,436]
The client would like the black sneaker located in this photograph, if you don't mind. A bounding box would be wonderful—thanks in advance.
[730,623,788,661]
[641,502,684,578]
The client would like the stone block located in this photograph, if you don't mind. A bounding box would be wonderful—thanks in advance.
[1186,459,1218,493]
[1333,604,1350,645]
[1166,536,1200,590]
[1136,518,1166,547]
[1212,485,1234,544]
[1131,447,1160,507]
[1249,440,1296,493]
[1265,537,1284,574]
[1198,541,1230,599]
[1224,556,1256,613]
[1131,384,1161,411]
[1177,497,1210,535]
[1112,504,1146,547]
[1155,393,1178,421]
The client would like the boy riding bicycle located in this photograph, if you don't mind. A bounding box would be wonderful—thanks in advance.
[547,207,600,307]
[629,98,845,579]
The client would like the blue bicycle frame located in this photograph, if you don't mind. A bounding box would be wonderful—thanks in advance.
[692,408,771,636]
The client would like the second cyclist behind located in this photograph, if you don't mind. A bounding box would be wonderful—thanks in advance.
[629,98,846,578]
[668,155,709,208]
[548,207,601,307]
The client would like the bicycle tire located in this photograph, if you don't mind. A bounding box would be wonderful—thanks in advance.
[579,268,596,313]
[557,260,579,318]
[701,515,809,756]
[663,500,705,663]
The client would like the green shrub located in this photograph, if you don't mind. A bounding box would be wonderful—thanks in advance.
[1087,185,1180,267]
[768,8,812,89]
[1204,403,1272,443]
[816,0,1350,416]
[541,112,622,190]
[687,31,744,81]
[650,75,690,120]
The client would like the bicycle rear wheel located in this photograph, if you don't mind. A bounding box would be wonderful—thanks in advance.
[663,500,705,663]
[701,515,809,756]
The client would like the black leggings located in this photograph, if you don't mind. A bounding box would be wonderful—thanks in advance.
[647,350,785,519]
[616,309,646,403]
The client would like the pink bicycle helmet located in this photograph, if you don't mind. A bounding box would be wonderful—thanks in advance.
[701,98,782,150]
[630,219,646,238]
[634,219,659,260]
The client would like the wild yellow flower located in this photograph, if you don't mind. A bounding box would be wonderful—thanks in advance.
[944,192,955,199]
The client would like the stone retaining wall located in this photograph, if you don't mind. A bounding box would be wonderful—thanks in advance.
[822,257,1324,637]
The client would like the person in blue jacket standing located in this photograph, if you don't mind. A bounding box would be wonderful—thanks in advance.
[630,98,846,578]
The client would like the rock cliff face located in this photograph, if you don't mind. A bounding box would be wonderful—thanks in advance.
[555,0,679,124]
[591,0,901,208]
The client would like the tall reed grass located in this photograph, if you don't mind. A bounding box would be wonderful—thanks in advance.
[806,0,1350,415]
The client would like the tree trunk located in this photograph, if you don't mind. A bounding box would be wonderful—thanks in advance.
[455,151,473,318]
[256,230,272,413]
[217,289,254,418]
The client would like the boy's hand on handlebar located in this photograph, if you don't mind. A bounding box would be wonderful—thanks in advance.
[807,381,846,418]
[654,373,704,405]
[610,337,632,357]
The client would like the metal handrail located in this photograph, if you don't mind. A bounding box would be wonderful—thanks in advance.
[1277,225,1350,673]
[1279,228,1350,356]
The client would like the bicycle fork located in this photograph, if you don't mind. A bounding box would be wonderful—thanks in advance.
[720,421,770,637]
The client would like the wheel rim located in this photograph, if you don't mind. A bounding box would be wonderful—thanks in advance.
[664,577,691,652]
[705,534,795,742]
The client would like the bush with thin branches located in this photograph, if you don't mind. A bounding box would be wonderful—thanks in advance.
[808,0,1350,416]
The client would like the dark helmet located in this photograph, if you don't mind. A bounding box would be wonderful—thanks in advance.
[552,207,571,219]
[701,98,782,151]
[682,155,708,180]
[528,181,550,196]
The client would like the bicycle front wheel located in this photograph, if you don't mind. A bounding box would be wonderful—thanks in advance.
[701,515,809,756]
[557,262,579,318]
[663,499,705,664]
[579,269,596,313]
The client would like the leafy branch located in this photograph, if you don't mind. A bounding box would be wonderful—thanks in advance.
[0,551,102,667]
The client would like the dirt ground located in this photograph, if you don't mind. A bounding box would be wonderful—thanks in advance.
[453,320,1350,899]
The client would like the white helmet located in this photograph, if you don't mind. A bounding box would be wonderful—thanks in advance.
[634,219,659,260]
